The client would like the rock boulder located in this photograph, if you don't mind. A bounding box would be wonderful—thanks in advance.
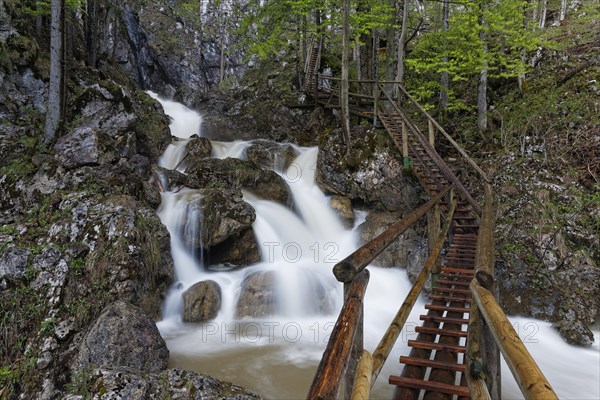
[183,280,222,322]
[236,271,277,318]
[73,301,169,373]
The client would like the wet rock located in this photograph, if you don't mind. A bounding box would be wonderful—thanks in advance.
[184,135,213,164]
[553,309,594,346]
[358,212,423,268]
[317,127,420,211]
[183,280,222,322]
[181,188,256,249]
[329,195,355,228]
[205,228,261,267]
[153,165,190,192]
[245,140,298,171]
[0,247,29,283]
[74,301,169,373]
[187,158,291,204]
[77,367,260,399]
[236,271,277,318]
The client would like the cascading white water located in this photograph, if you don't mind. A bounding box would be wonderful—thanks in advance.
[149,92,600,399]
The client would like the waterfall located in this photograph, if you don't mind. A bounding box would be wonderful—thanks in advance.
[149,92,600,400]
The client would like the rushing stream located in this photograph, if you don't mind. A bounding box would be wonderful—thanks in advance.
[148,92,599,399]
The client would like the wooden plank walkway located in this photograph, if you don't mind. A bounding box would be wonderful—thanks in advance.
[305,45,479,394]
[378,107,477,399]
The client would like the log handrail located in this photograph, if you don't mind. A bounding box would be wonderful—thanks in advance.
[307,269,370,400]
[395,84,491,184]
[370,199,457,385]
[378,85,483,215]
[332,186,452,283]
[470,278,558,400]
[466,183,557,400]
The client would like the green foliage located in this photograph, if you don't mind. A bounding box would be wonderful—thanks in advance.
[406,0,543,111]
[5,0,86,33]
[238,0,395,60]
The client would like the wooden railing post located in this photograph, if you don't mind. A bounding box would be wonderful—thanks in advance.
[344,281,364,400]
[351,350,373,400]
[402,121,410,170]
[373,82,379,127]
[478,184,501,400]
[428,119,435,147]
[427,202,441,287]
[307,270,370,400]
[471,276,558,400]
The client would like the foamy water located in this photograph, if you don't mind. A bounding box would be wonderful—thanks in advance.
[149,91,600,400]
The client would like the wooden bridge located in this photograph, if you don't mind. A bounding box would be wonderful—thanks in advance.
[302,48,558,400]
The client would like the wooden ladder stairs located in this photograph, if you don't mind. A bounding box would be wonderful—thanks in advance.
[379,108,478,399]
[303,37,322,93]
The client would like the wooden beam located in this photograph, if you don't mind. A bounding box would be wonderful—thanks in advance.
[351,350,373,400]
[470,280,558,400]
[307,270,370,400]
[333,186,451,283]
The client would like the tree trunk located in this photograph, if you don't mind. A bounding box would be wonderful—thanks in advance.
[559,0,567,21]
[396,0,409,93]
[385,24,397,82]
[538,0,547,29]
[43,0,65,145]
[85,0,97,67]
[439,0,449,113]
[341,0,351,149]
[478,30,488,136]
[354,37,361,81]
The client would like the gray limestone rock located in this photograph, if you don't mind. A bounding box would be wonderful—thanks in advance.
[74,301,169,373]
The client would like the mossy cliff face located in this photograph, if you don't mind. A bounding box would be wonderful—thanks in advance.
[89,0,248,107]
[0,63,179,396]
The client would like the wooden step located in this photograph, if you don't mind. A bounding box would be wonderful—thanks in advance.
[400,356,467,372]
[435,280,471,287]
[447,248,477,254]
[433,287,471,295]
[445,253,476,259]
[453,234,478,239]
[415,326,468,338]
[443,261,475,267]
[408,339,467,353]
[453,216,477,221]
[440,267,475,274]
[425,304,471,313]
[440,273,475,280]
[389,376,471,397]
[420,315,470,325]
[454,224,479,229]
[429,294,472,303]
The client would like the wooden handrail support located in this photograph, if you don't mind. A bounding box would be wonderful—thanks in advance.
[370,199,457,385]
[307,270,370,400]
[470,278,558,400]
[333,186,452,283]
[467,184,557,400]
[351,350,373,400]
[396,84,491,184]
[378,85,482,215]
[467,183,496,399]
